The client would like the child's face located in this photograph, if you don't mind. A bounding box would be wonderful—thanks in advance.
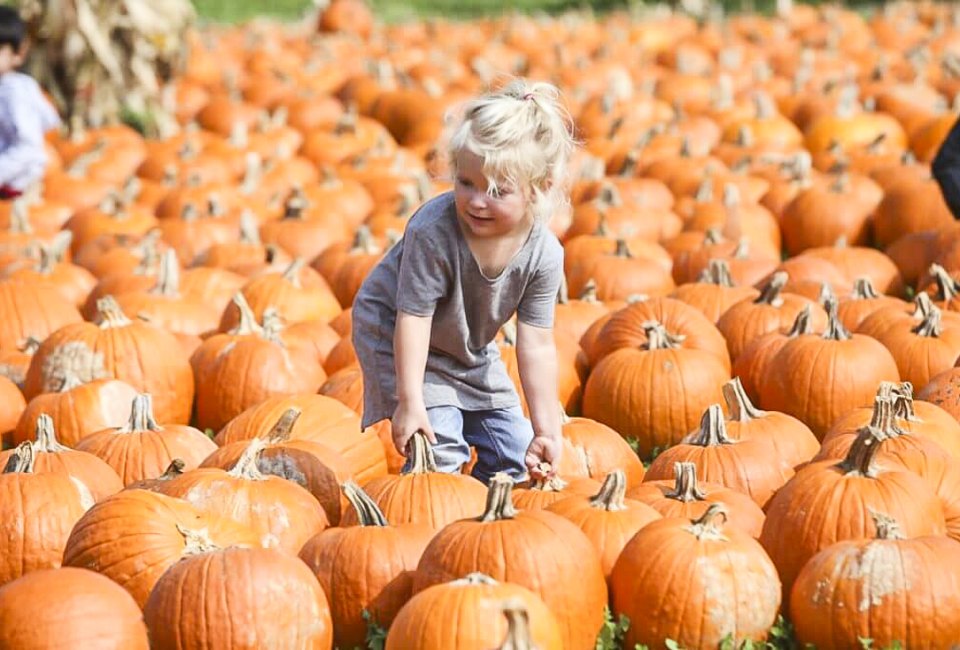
[453,149,530,239]
[0,44,23,75]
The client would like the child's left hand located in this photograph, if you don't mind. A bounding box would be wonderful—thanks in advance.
[524,435,563,479]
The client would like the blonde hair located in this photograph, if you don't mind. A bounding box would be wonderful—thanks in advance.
[446,79,577,223]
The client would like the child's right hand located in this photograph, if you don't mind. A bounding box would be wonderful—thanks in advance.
[391,402,437,456]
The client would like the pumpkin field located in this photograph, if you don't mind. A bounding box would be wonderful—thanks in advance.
[3,0,960,648]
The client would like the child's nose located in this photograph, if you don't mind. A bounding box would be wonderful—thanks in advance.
[468,190,487,209]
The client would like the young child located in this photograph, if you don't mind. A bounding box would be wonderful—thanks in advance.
[352,79,575,483]
[0,6,60,199]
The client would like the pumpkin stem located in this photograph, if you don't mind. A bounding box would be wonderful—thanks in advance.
[500,319,517,347]
[556,275,569,305]
[722,377,766,422]
[821,296,851,341]
[929,263,959,302]
[479,472,519,522]
[684,502,729,541]
[238,210,261,245]
[913,291,934,319]
[265,408,302,443]
[32,414,68,453]
[54,368,85,393]
[697,259,735,287]
[851,277,881,300]
[755,271,787,306]
[497,599,535,650]
[527,463,567,492]
[613,239,633,259]
[176,524,222,556]
[259,308,286,344]
[455,572,499,586]
[839,425,884,477]
[151,249,182,297]
[283,187,308,219]
[579,279,599,302]
[122,394,163,433]
[350,225,379,255]
[404,431,439,475]
[889,382,919,422]
[642,321,686,350]
[690,404,735,446]
[912,302,943,338]
[281,258,306,287]
[817,282,836,309]
[341,480,389,527]
[666,462,708,502]
[158,458,186,480]
[95,296,133,329]
[19,336,41,356]
[694,177,714,203]
[703,228,724,246]
[588,470,628,511]
[228,438,267,480]
[229,293,263,336]
[868,396,900,438]
[786,303,814,337]
[3,441,35,474]
[870,510,905,541]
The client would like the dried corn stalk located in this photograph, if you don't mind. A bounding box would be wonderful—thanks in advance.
[16,0,194,136]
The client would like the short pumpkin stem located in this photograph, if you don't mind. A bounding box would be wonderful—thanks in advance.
[122,394,164,433]
[786,303,814,337]
[229,293,263,336]
[912,303,943,338]
[642,321,686,350]
[527,463,567,491]
[228,438,267,481]
[152,249,181,297]
[929,263,959,302]
[176,524,221,556]
[95,296,133,329]
[588,470,628,511]
[722,378,766,422]
[756,272,787,306]
[685,503,729,540]
[158,459,186,480]
[281,258,306,287]
[613,239,633,259]
[238,210,261,245]
[840,426,885,477]
[404,431,439,475]
[851,277,881,300]
[913,291,934,319]
[3,441,35,474]
[822,296,851,341]
[259,308,286,344]
[666,462,707,502]
[691,405,735,446]
[33,414,68,453]
[697,259,735,287]
[870,510,905,541]
[479,473,519,522]
[265,408,301,443]
[341,480,389,527]
[497,599,535,650]
[579,279,599,302]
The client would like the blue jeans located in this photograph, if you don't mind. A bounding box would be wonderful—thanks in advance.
[402,405,535,484]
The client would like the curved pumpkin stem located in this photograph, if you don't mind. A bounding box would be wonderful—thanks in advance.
[18,336,41,356]
[722,378,766,422]
[755,271,787,307]
[3,441,35,474]
[588,470,627,511]
[404,431,439,475]
[851,277,881,300]
[912,302,943,338]
[913,291,934,319]
[283,187,308,220]
[228,438,267,481]
[176,524,222,556]
[697,259,735,287]
[786,303,814,337]
[840,425,885,477]
[928,263,959,302]
[281,258,306,288]
[95,296,133,329]
[684,503,728,540]
[666,462,707,502]
[817,282,836,309]
[579,279,599,302]
[158,458,186,480]
[122,394,164,433]
[890,382,919,422]
[152,249,182,297]
[33,414,68,453]
[238,210,261,245]
[526,463,567,492]
[230,292,263,336]
[690,405,735,446]
[870,510,905,541]
[479,473,519,522]
[265,408,302,444]
[642,321,686,351]
[341,480,389,527]
[821,296,851,341]
[613,239,633,259]
[867,396,900,439]
[497,599,535,650]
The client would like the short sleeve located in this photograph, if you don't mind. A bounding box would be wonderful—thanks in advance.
[517,238,564,328]
[396,226,449,317]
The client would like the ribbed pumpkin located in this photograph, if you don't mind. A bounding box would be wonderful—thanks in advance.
[669,259,759,323]
[779,174,877,254]
[300,482,433,648]
[0,443,94,586]
[413,473,608,650]
[0,568,149,650]
[0,278,83,352]
[386,573,563,650]
[610,504,781,649]
[75,393,216,486]
[546,470,662,578]
[791,512,960,649]
[553,279,615,344]
[340,433,487,531]
[511,470,601,511]
[759,297,900,438]
[0,374,24,444]
[629,462,765,538]
[12,371,138,448]
[157,437,329,554]
[837,277,907,331]
[868,300,960,392]
[645,404,793,508]
[1,414,122,502]
[558,411,646,487]
[63,489,258,607]
[582,320,729,459]
[143,546,334,650]
[917,367,960,428]
[760,426,947,607]
[23,296,194,423]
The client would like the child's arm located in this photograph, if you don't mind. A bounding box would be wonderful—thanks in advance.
[516,320,563,477]
[392,311,437,455]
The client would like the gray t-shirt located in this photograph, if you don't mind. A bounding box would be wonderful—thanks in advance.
[351,191,564,428]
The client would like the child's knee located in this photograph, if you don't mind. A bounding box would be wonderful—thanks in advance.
[468,407,533,483]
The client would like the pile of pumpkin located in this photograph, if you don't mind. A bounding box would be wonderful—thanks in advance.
[4,0,960,648]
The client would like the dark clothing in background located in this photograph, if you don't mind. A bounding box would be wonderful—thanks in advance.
[932,115,960,219]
